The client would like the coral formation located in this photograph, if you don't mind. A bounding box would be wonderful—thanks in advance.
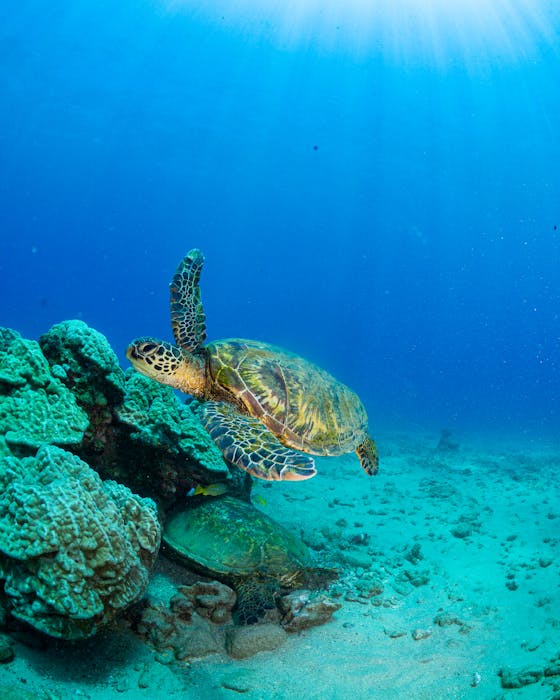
[111,369,230,502]
[0,444,161,639]
[39,320,126,408]
[0,320,340,653]
[176,581,237,624]
[0,320,230,510]
[137,579,338,662]
[136,596,223,662]
[277,590,342,632]
[0,328,89,451]
[436,428,459,452]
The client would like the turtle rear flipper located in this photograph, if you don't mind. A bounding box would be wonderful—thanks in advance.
[356,436,379,476]
[170,248,207,351]
[199,401,317,481]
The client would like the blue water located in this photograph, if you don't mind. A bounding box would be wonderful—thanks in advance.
[1,1,559,439]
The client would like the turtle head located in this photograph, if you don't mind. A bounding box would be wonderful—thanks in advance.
[126,337,206,398]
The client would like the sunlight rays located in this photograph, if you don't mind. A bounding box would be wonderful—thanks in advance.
[162,0,559,70]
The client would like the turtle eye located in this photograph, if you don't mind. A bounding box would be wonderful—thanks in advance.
[139,342,158,355]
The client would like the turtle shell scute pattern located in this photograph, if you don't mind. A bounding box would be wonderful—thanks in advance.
[207,339,368,455]
[163,496,311,579]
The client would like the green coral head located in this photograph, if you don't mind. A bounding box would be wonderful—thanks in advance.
[126,337,184,386]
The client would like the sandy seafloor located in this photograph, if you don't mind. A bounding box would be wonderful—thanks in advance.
[2,431,560,700]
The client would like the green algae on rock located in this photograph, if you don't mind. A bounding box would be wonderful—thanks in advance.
[0,320,228,508]
[0,444,161,640]
[0,327,89,451]
[116,369,227,478]
[39,319,125,408]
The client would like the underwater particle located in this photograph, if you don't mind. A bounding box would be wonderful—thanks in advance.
[471,671,482,687]
[313,145,319,150]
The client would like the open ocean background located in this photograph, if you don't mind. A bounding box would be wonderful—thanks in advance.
[1,0,559,441]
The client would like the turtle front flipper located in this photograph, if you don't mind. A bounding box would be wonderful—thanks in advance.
[356,436,379,476]
[170,248,207,352]
[199,401,317,481]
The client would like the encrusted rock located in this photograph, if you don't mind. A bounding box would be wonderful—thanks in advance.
[404,543,423,565]
[177,581,236,624]
[0,445,161,639]
[137,600,221,661]
[498,666,544,688]
[39,319,125,408]
[278,590,341,632]
[0,633,14,662]
[436,428,459,452]
[225,623,286,659]
[0,327,89,450]
[411,628,432,640]
[1,322,232,511]
[383,628,407,639]
[451,523,472,539]
[545,661,560,677]
[116,370,226,475]
[433,612,465,627]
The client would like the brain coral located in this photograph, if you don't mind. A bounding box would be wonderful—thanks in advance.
[39,319,125,408]
[116,369,227,476]
[0,328,89,450]
[0,445,161,640]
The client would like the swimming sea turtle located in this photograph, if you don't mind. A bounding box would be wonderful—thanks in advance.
[163,495,336,623]
[126,249,378,481]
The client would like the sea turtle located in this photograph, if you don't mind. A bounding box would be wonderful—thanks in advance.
[163,495,335,623]
[126,249,378,481]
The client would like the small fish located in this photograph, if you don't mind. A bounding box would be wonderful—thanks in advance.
[253,494,267,507]
[188,482,229,497]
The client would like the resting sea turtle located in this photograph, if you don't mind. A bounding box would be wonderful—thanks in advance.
[163,495,335,623]
[126,249,378,481]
